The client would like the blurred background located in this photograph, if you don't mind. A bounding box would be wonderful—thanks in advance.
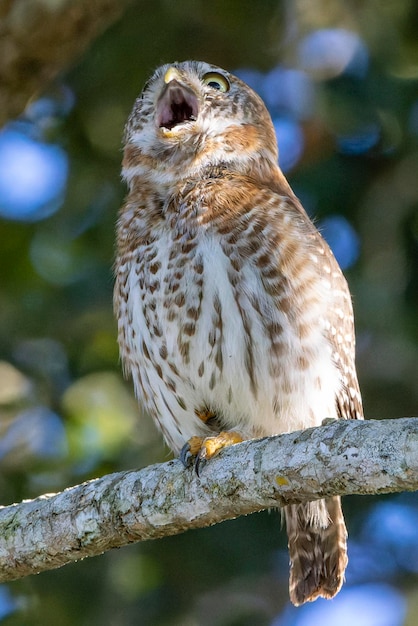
[1,0,418,624]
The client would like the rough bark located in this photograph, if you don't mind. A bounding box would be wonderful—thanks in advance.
[0,0,131,126]
[0,417,417,582]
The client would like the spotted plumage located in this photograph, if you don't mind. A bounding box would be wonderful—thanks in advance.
[114,60,363,605]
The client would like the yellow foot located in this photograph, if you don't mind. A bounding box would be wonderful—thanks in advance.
[179,430,243,475]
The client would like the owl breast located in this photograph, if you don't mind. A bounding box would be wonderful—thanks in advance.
[119,223,342,454]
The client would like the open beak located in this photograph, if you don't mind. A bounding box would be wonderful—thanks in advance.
[156,68,199,131]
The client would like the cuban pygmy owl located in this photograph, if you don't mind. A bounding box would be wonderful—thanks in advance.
[114,60,363,606]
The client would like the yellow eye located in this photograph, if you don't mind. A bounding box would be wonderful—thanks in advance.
[202,72,230,92]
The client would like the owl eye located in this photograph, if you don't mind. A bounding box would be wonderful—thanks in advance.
[202,72,230,92]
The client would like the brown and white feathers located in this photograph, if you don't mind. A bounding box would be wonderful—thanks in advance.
[114,60,363,605]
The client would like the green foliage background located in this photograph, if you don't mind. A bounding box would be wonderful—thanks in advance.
[0,1,417,624]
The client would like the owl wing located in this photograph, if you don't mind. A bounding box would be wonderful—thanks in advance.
[307,211,363,422]
[196,170,363,421]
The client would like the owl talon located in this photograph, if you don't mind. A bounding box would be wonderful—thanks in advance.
[180,436,205,468]
[193,440,216,476]
[194,453,206,477]
[180,430,244,475]
[179,443,193,468]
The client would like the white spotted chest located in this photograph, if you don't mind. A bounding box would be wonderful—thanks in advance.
[120,228,342,454]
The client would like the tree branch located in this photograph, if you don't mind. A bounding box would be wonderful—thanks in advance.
[0,0,132,126]
[0,417,417,583]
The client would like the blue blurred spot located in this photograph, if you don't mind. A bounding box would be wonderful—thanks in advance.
[299,29,369,79]
[274,584,406,626]
[13,337,70,393]
[273,118,304,172]
[25,97,64,123]
[320,215,360,269]
[233,68,265,95]
[0,127,68,222]
[25,85,75,121]
[0,587,17,620]
[337,123,380,155]
[0,407,67,461]
[362,500,418,574]
[345,540,398,584]
[263,66,314,119]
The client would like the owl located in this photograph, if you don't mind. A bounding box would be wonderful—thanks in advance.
[114,60,363,606]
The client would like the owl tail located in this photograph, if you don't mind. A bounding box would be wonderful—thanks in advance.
[284,496,348,606]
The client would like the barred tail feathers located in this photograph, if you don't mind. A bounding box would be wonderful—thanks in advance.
[284,496,348,606]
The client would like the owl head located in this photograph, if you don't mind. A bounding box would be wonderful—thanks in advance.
[123,61,279,188]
